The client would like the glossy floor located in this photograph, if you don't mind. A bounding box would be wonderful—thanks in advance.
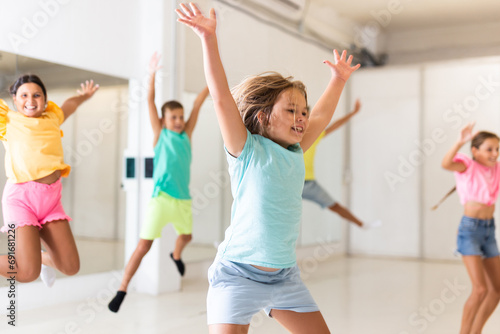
[0,237,124,288]
[2,256,500,333]
[0,238,216,288]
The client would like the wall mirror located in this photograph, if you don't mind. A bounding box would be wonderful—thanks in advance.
[0,50,128,286]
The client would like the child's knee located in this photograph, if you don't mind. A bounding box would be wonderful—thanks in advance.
[59,259,80,276]
[328,203,341,211]
[471,284,488,301]
[16,266,41,283]
[137,240,153,255]
[181,234,192,242]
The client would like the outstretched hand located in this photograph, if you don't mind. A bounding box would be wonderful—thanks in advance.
[176,3,216,39]
[77,80,99,100]
[459,122,477,145]
[323,50,361,83]
[61,80,99,121]
[149,52,162,74]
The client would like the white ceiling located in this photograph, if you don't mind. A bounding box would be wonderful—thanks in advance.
[0,51,128,94]
[2,0,498,86]
[221,0,500,64]
[224,0,500,54]
[310,0,500,31]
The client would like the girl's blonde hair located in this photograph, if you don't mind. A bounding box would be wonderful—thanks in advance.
[231,72,307,136]
[432,131,500,210]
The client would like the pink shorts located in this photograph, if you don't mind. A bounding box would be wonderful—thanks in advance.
[1,179,71,233]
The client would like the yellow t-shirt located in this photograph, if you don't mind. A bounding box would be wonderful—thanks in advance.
[0,99,71,183]
[304,131,325,180]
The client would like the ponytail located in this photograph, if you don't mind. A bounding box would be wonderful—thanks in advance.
[430,187,456,210]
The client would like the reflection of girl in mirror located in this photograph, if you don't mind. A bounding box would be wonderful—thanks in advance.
[440,122,500,334]
[302,99,381,229]
[0,74,99,287]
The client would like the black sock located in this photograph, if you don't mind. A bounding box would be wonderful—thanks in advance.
[108,290,127,313]
[170,253,185,276]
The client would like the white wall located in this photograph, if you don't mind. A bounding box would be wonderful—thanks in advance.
[0,0,141,79]
[349,67,422,257]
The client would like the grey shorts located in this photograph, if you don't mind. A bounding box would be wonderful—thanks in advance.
[207,259,319,325]
[302,180,337,209]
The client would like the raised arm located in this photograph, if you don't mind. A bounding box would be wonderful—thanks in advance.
[301,50,360,152]
[60,80,99,122]
[176,3,247,157]
[147,52,163,144]
[324,99,361,136]
[441,122,475,172]
[184,86,210,138]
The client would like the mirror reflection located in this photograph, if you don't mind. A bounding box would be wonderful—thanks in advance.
[0,51,128,286]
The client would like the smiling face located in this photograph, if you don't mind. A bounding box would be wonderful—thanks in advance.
[13,82,46,118]
[163,107,185,133]
[472,137,500,168]
[263,87,308,148]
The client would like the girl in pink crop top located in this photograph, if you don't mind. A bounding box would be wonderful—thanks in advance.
[453,152,500,206]
[441,122,500,333]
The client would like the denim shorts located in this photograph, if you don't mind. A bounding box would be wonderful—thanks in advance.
[302,180,337,208]
[456,216,500,258]
[206,259,319,325]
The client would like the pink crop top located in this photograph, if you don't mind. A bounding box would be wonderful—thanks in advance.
[453,152,500,206]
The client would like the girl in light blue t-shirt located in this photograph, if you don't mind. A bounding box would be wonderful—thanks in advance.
[177,3,359,333]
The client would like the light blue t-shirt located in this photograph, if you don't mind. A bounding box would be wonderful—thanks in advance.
[152,128,191,199]
[216,130,305,268]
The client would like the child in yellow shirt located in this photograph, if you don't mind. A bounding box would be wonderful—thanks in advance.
[303,99,381,229]
[0,74,99,287]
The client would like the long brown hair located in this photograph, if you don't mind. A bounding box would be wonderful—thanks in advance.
[432,131,500,210]
[231,72,307,136]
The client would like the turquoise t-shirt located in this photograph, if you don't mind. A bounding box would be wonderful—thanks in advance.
[152,128,191,199]
[216,130,305,268]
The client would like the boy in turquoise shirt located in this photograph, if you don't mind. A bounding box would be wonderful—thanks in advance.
[109,52,209,312]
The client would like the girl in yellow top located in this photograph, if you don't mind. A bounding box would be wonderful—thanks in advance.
[303,99,381,229]
[0,74,99,287]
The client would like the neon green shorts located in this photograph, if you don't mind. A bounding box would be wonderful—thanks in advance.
[139,191,193,240]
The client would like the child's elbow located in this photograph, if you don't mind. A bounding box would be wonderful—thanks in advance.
[441,161,452,171]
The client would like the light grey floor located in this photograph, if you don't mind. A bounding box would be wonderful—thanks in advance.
[0,237,125,288]
[0,235,216,288]
[1,256,499,333]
